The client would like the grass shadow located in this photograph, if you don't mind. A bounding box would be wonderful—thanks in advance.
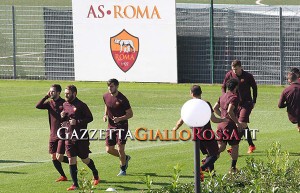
[127,172,193,179]
[0,160,40,164]
[0,171,27,174]
[289,152,300,156]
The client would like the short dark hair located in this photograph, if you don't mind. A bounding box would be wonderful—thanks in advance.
[226,78,239,91]
[288,72,298,82]
[231,59,242,67]
[51,84,62,93]
[190,85,202,96]
[66,85,77,93]
[290,67,300,78]
[107,78,119,86]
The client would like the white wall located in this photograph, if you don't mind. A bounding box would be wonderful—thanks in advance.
[72,0,177,82]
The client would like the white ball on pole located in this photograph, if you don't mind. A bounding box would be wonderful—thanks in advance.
[181,99,211,127]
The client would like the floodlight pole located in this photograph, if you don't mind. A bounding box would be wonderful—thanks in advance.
[193,127,201,193]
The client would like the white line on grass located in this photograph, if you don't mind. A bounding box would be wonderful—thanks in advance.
[0,141,186,169]
[256,0,266,5]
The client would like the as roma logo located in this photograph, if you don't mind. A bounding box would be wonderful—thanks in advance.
[110,29,139,73]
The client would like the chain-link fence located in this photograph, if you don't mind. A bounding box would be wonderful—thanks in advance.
[0,6,73,80]
[177,4,300,84]
[0,5,300,84]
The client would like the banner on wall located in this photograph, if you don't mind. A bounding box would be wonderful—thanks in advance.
[72,0,177,82]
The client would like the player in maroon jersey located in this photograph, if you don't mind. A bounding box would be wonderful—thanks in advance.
[290,67,300,82]
[61,85,99,191]
[278,71,300,132]
[214,78,244,173]
[103,79,133,176]
[222,60,257,154]
[36,84,69,182]
[173,85,227,181]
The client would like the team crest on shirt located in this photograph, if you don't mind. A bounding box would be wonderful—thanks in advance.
[240,79,244,83]
[116,101,120,106]
[110,29,139,73]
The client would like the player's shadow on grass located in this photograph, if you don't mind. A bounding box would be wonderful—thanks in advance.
[97,184,169,191]
[127,172,193,179]
[99,180,143,185]
[238,151,265,157]
[0,171,27,174]
[289,152,300,156]
[0,160,40,164]
[100,179,170,187]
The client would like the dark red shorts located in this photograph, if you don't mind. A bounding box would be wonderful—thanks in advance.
[65,139,91,159]
[287,112,299,124]
[106,126,128,146]
[49,139,65,154]
[238,101,253,123]
[217,122,242,146]
[195,128,219,156]
[200,140,219,157]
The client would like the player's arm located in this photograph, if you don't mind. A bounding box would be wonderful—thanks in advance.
[250,74,258,107]
[210,113,228,123]
[213,102,221,117]
[35,92,50,109]
[227,104,243,130]
[278,92,287,108]
[173,118,184,131]
[113,108,133,123]
[103,104,108,122]
[221,73,229,94]
[112,97,133,123]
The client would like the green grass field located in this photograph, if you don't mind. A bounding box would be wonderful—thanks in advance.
[0,80,299,192]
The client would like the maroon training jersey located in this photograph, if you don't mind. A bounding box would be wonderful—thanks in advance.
[218,91,239,121]
[62,98,93,138]
[36,96,65,142]
[103,91,131,129]
[222,70,257,104]
[278,82,300,123]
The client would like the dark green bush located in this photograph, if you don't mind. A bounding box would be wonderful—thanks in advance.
[143,142,300,193]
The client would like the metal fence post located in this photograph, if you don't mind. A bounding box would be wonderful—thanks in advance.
[210,0,214,84]
[279,7,284,85]
[12,5,17,79]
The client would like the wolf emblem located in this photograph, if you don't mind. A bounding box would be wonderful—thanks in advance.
[114,38,135,53]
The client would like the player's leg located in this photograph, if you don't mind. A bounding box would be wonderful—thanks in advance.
[49,141,68,182]
[226,123,240,173]
[106,145,119,157]
[217,140,227,153]
[117,128,130,176]
[79,140,99,185]
[106,130,119,157]
[67,156,78,191]
[56,140,69,163]
[57,154,69,163]
[297,122,300,132]
[199,142,208,165]
[200,140,219,172]
[229,144,239,173]
[117,144,127,176]
[65,141,78,191]
[243,123,256,153]
[239,104,256,153]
